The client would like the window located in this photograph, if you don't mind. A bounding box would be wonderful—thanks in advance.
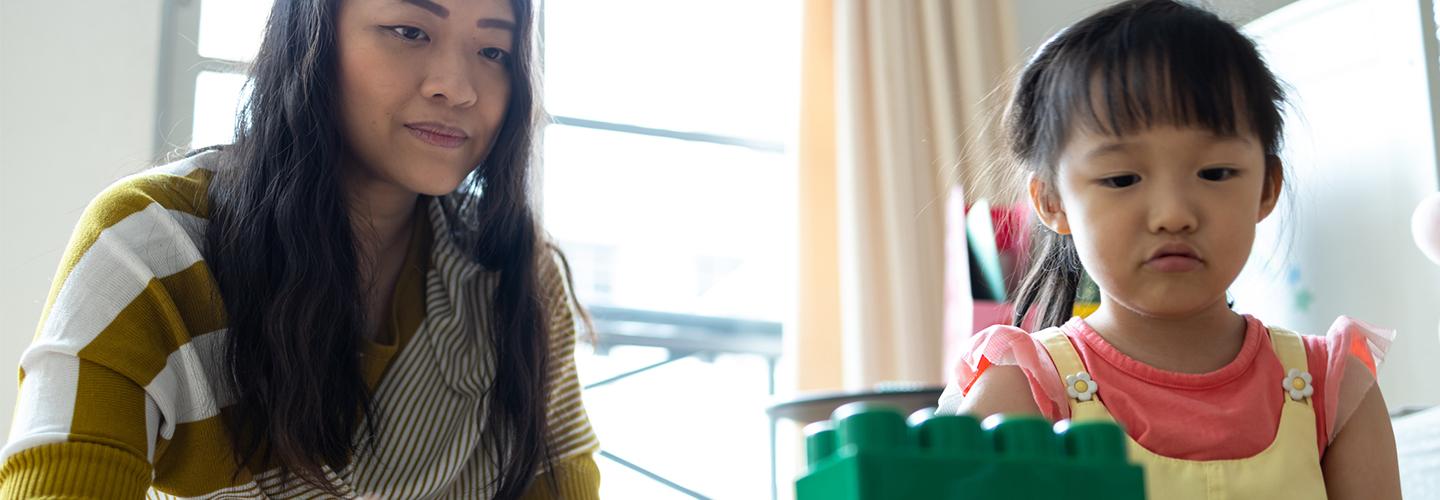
[542,1,800,498]
[158,0,262,153]
[169,1,802,497]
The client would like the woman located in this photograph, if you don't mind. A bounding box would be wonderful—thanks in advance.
[0,0,599,497]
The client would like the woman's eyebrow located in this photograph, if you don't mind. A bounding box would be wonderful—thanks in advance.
[477,18,515,31]
[400,0,448,18]
[397,0,514,32]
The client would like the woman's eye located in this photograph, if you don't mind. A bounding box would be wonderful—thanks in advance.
[1199,167,1238,181]
[480,47,511,65]
[1100,174,1140,188]
[387,26,429,42]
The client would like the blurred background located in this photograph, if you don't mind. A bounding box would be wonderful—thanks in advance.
[3,0,1438,498]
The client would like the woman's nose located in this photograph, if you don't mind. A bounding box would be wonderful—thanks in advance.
[419,54,478,108]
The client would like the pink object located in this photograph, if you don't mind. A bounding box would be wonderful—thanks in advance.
[989,203,1032,254]
[943,185,974,383]
[972,300,1016,334]
[1413,192,1440,266]
[950,315,1393,460]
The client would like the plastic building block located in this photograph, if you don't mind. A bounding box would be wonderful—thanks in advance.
[797,403,1146,500]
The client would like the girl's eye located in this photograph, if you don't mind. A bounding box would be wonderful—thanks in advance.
[1100,174,1140,188]
[1199,167,1238,181]
[387,25,429,42]
[480,47,511,65]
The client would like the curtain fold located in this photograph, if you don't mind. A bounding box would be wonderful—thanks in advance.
[794,0,1018,390]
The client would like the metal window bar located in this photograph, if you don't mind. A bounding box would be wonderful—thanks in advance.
[550,116,785,153]
[583,306,782,500]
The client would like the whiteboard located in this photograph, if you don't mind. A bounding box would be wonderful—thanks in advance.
[1235,0,1440,409]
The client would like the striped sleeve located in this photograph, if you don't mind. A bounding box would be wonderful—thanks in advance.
[519,453,601,500]
[1,171,213,498]
[524,245,601,497]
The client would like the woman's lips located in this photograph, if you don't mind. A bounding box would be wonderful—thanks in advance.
[405,124,467,149]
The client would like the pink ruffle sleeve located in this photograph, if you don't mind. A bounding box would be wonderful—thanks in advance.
[947,324,1073,421]
[1311,315,1395,446]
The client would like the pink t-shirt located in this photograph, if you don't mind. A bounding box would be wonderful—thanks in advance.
[949,315,1393,460]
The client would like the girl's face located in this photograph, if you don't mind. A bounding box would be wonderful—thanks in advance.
[336,0,515,197]
[1034,124,1283,319]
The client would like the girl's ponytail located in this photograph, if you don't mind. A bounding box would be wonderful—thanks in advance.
[1011,226,1081,329]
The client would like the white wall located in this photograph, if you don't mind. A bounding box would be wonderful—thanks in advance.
[1238,0,1440,410]
[0,1,164,441]
[1012,0,1301,57]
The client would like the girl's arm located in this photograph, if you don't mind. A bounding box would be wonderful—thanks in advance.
[1321,366,1401,500]
[954,365,1045,418]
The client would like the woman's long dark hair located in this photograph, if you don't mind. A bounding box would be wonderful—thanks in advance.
[204,0,553,496]
[1004,0,1287,329]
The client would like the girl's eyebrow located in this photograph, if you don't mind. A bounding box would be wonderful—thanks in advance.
[1212,134,1254,145]
[1085,141,1132,161]
[1085,132,1254,160]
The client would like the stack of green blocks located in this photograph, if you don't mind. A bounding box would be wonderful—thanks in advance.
[797,403,1146,499]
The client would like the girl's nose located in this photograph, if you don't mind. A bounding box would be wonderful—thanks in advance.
[1148,190,1199,234]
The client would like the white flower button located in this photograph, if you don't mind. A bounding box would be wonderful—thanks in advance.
[1066,372,1099,402]
[1283,368,1314,401]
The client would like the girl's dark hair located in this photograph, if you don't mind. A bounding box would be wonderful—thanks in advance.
[203,0,553,496]
[1005,0,1287,328]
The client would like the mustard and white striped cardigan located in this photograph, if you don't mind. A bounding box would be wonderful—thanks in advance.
[0,150,600,498]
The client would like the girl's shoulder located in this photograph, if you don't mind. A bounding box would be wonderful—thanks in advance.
[1291,315,1393,379]
[1249,314,1393,453]
[1285,315,1395,447]
[941,323,1074,421]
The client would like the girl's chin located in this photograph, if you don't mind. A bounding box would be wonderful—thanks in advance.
[1125,296,1230,319]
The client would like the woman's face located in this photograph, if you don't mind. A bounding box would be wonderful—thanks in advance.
[336,0,516,197]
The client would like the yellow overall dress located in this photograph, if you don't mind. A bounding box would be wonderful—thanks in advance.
[1035,326,1328,500]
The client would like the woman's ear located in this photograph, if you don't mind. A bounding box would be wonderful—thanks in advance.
[1258,155,1284,222]
[1029,174,1071,235]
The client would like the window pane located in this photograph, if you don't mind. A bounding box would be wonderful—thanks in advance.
[542,125,793,322]
[198,0,272,62]
[576,346,773,499]
[543,0,803,143]
[191,71,249,149]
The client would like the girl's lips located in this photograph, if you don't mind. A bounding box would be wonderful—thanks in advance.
[405,124,467,149]
[1146,255,1203,272]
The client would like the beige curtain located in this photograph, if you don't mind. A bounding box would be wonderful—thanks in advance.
[795,0,1018,391]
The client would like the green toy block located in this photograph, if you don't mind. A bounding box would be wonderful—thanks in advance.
[797,403,1146,500]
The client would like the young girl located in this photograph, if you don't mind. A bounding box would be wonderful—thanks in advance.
[939,1,1402,498]
[1,0,598,498]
